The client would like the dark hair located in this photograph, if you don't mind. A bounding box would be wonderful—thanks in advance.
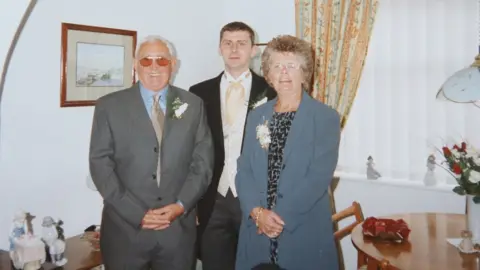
[220,21,255,45]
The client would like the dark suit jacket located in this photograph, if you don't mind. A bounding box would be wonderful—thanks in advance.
[235,91,341,270]
[89,83,214,260]
[189,71,276,234]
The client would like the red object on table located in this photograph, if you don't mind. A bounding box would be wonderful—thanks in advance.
[362,216,411,242]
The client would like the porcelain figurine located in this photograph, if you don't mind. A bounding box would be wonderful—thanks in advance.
[366,156,381,180]
[9,211,27,257]
[459,230,474,253]
[423,154,437,186]
[41,216,67,266]
[9,211,46,270]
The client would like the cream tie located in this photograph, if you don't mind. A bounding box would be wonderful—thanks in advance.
[225,81,245,126]
[151,95,165,187]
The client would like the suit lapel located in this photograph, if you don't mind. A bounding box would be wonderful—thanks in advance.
[240,71,268,150]
[162,85,179,143]
[209,73,225,151]
[282,92,311,164]
[246,72,267,114]
[128,83,158,145]
[253,101,275,182]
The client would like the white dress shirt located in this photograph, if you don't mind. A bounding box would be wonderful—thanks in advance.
[217,70,252,197]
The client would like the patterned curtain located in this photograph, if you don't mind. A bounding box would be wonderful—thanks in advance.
[295,0,379,129]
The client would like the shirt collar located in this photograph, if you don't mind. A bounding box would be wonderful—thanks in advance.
[139,82,168,101]
[223,69,251,83]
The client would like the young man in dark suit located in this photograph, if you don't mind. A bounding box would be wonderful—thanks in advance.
[189,22,276,270]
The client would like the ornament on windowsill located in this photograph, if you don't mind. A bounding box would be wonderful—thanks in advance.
[423,154,437,186]
[366,156,381,180]
[9,210,46,270]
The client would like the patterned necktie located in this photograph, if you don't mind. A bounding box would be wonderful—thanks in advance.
[151,95,165,186]
[225,81,245,126]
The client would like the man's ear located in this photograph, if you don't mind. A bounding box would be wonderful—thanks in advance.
[169,57,180,74]
[170,57,177,69]
[133,59,138,72]
[250,45,258,58]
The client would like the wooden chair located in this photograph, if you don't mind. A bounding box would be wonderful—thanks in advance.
[331,200,368,270]
[331,200,395,270]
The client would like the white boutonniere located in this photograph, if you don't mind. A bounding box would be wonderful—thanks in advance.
[256,119,271,149]
[252,97,267,109]
[246,94,268,110]
[171,97,188,119]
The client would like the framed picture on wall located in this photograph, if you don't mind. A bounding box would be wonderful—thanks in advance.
[250,43,267,76]
[60,22,137,107]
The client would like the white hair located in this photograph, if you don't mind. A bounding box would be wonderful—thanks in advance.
[135,35,177,58]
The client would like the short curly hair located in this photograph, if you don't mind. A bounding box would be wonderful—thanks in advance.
[261,35,314,91]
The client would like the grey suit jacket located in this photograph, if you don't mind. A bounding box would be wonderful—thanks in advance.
[235,91,340,270]
[89,83,213,250]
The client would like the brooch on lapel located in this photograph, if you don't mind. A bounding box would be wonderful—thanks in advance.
[256,119,271,149]
[170,97,188,119]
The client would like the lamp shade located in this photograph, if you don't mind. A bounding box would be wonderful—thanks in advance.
[436,54,480,103]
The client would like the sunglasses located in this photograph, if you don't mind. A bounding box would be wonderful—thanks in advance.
[139,57,171,67]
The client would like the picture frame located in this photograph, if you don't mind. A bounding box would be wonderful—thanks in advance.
[251,43,267,76]
[60,22,137,107]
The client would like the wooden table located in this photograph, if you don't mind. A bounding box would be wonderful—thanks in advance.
[0,234,102,270]
[351,213,479,270]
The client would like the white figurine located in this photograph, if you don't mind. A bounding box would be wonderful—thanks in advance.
[41,216,67,266]
[366,156,381,180]
[424,154,437,186]
[9,211,27,257]
[9,211,46,270]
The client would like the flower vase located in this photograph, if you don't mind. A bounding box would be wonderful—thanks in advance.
[467,195,480,244]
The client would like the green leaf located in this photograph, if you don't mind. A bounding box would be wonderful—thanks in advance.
[453,186,466,195]
[473,195,480,204]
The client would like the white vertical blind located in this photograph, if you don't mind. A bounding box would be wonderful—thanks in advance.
[337,0,479,184]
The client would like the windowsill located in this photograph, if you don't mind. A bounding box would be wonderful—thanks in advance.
[334,171,456,193]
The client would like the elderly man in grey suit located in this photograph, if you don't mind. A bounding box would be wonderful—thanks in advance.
[89,35,214,270]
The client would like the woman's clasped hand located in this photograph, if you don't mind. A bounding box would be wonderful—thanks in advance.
[252,207,285,238]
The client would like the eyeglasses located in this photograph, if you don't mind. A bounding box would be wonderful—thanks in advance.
[271,62,301,72]
[139,57,171,67]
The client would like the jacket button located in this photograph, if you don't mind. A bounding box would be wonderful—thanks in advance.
[282,164,286,170]
[154,147,158,153]
[157,197,162,201]
[152,174,156,180]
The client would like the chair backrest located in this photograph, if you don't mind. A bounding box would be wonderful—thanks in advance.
[328,177,343,269]
[330,200,365,270]
[332,201,364,240]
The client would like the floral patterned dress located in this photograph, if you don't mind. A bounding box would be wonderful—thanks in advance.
[266,111,296,264]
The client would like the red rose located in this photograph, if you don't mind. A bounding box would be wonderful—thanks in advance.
[452,163,462,174]
[453,142,467,152]
[442,147,452,157]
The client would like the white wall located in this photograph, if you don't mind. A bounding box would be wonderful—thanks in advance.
[0,0,470,269]
[0,0,294,249]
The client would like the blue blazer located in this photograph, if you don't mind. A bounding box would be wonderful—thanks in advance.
[235,91,341,270]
